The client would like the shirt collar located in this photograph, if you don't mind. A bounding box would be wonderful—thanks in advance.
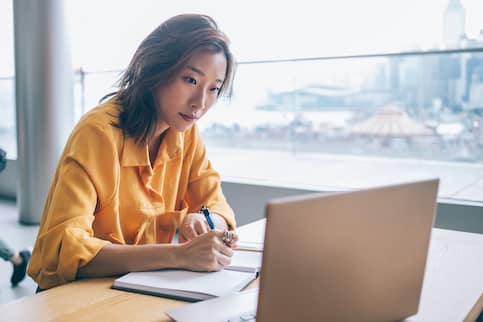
[121,129,183,167]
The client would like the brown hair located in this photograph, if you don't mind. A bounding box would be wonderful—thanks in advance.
[105,14,236,146]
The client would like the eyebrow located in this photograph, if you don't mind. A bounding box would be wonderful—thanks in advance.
[187,65,224,84]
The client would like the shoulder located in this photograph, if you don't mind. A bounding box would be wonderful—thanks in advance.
[73,99,122,141]
[67,99,124,154]
[76,98,121,132]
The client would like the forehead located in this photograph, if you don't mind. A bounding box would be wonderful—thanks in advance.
[183,49,227,81]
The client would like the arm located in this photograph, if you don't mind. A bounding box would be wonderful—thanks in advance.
[28,123,118,288]
[179,127,236,242]
[29,123,236,289]
[77,243,180,277]
[77,230,235,277]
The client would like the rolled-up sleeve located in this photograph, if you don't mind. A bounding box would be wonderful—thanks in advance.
[185,127,236,230]
[28,123,117,289]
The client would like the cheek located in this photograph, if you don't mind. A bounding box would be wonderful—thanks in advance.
[200,102,214,117]
[156,90,169,110]
[205,96,218,110]
[158,96,177,114]
[200,108,210,117]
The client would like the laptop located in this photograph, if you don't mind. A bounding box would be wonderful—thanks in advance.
[166,179,439,322]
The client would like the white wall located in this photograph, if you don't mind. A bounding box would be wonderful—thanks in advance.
[221,181,483,234]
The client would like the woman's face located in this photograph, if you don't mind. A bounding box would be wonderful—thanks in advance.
[154,49,227,133]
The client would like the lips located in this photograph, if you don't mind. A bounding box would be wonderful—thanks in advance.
[179,113,199,122]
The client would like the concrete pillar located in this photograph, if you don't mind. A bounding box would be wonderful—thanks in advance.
[13,0,74,224]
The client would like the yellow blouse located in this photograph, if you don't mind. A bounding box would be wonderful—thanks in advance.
[28,99,236,289]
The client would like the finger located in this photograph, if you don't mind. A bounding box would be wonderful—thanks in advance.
[209,229,225,240]
[206,252,224,272]
[216,252,232,267]
[211,261,224,272]
[183,225,198,240]
[211,229,229,246]
[178,233,187,243]
[225,231,239,245]
[221,230,239,246]
[216,241,234,257]
[194,219,209,235]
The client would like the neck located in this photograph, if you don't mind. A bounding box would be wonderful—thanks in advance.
[148,130,168,166]
[154,117,169,138]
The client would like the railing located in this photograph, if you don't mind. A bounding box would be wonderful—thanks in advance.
[1,47,483,163]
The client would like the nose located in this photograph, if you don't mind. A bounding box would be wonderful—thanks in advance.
[191,89,206,112]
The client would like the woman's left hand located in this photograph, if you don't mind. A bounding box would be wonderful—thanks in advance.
[179,212,209,243]
[179,212,229,243]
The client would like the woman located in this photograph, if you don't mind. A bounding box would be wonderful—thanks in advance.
[28,14,239,290]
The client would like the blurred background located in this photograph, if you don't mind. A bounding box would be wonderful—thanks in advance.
[0,0,482,304]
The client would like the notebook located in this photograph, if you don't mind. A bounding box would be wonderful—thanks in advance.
[112,250,262,302]
[236,220,266,252]
[228,249,262,273]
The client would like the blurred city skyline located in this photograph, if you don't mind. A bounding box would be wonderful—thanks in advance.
[1,0,483,202]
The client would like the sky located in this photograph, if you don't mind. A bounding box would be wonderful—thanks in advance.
[1,0,483,76]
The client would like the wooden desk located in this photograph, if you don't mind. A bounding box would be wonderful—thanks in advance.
[0,277,258,322]
[239,220,483,322]
[407,228,483,322]
[1,221,481,322]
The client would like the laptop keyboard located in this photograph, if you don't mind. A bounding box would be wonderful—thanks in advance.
[226,311,256,321]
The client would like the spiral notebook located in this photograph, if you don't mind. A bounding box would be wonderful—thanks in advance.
[112,250,262,302]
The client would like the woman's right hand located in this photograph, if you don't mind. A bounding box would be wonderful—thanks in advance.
[177,230,234,271]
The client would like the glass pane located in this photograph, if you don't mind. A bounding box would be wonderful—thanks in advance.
[73,70,120,118]
[0,78,16,159]
[200,62,298,152]
[65,0,483,65]
[0,0,16,159]
[200,50,483,203]
[65,0,483,204]
[203,52,483,162]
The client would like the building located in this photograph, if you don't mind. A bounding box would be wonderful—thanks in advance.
[443,0,466,48]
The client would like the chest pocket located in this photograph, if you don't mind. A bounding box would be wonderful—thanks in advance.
[118,164,189,244]
[120,201,189,245]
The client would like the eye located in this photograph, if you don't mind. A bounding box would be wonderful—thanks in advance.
[210,87,221,94]
[183,76,197,85]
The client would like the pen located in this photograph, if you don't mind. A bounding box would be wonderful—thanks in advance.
[200,205,215,229]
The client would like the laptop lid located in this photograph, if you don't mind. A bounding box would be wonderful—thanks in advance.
[256,179,439,322]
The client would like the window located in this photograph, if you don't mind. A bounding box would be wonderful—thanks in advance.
[65,0,483,203]
[0,0,15,159]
